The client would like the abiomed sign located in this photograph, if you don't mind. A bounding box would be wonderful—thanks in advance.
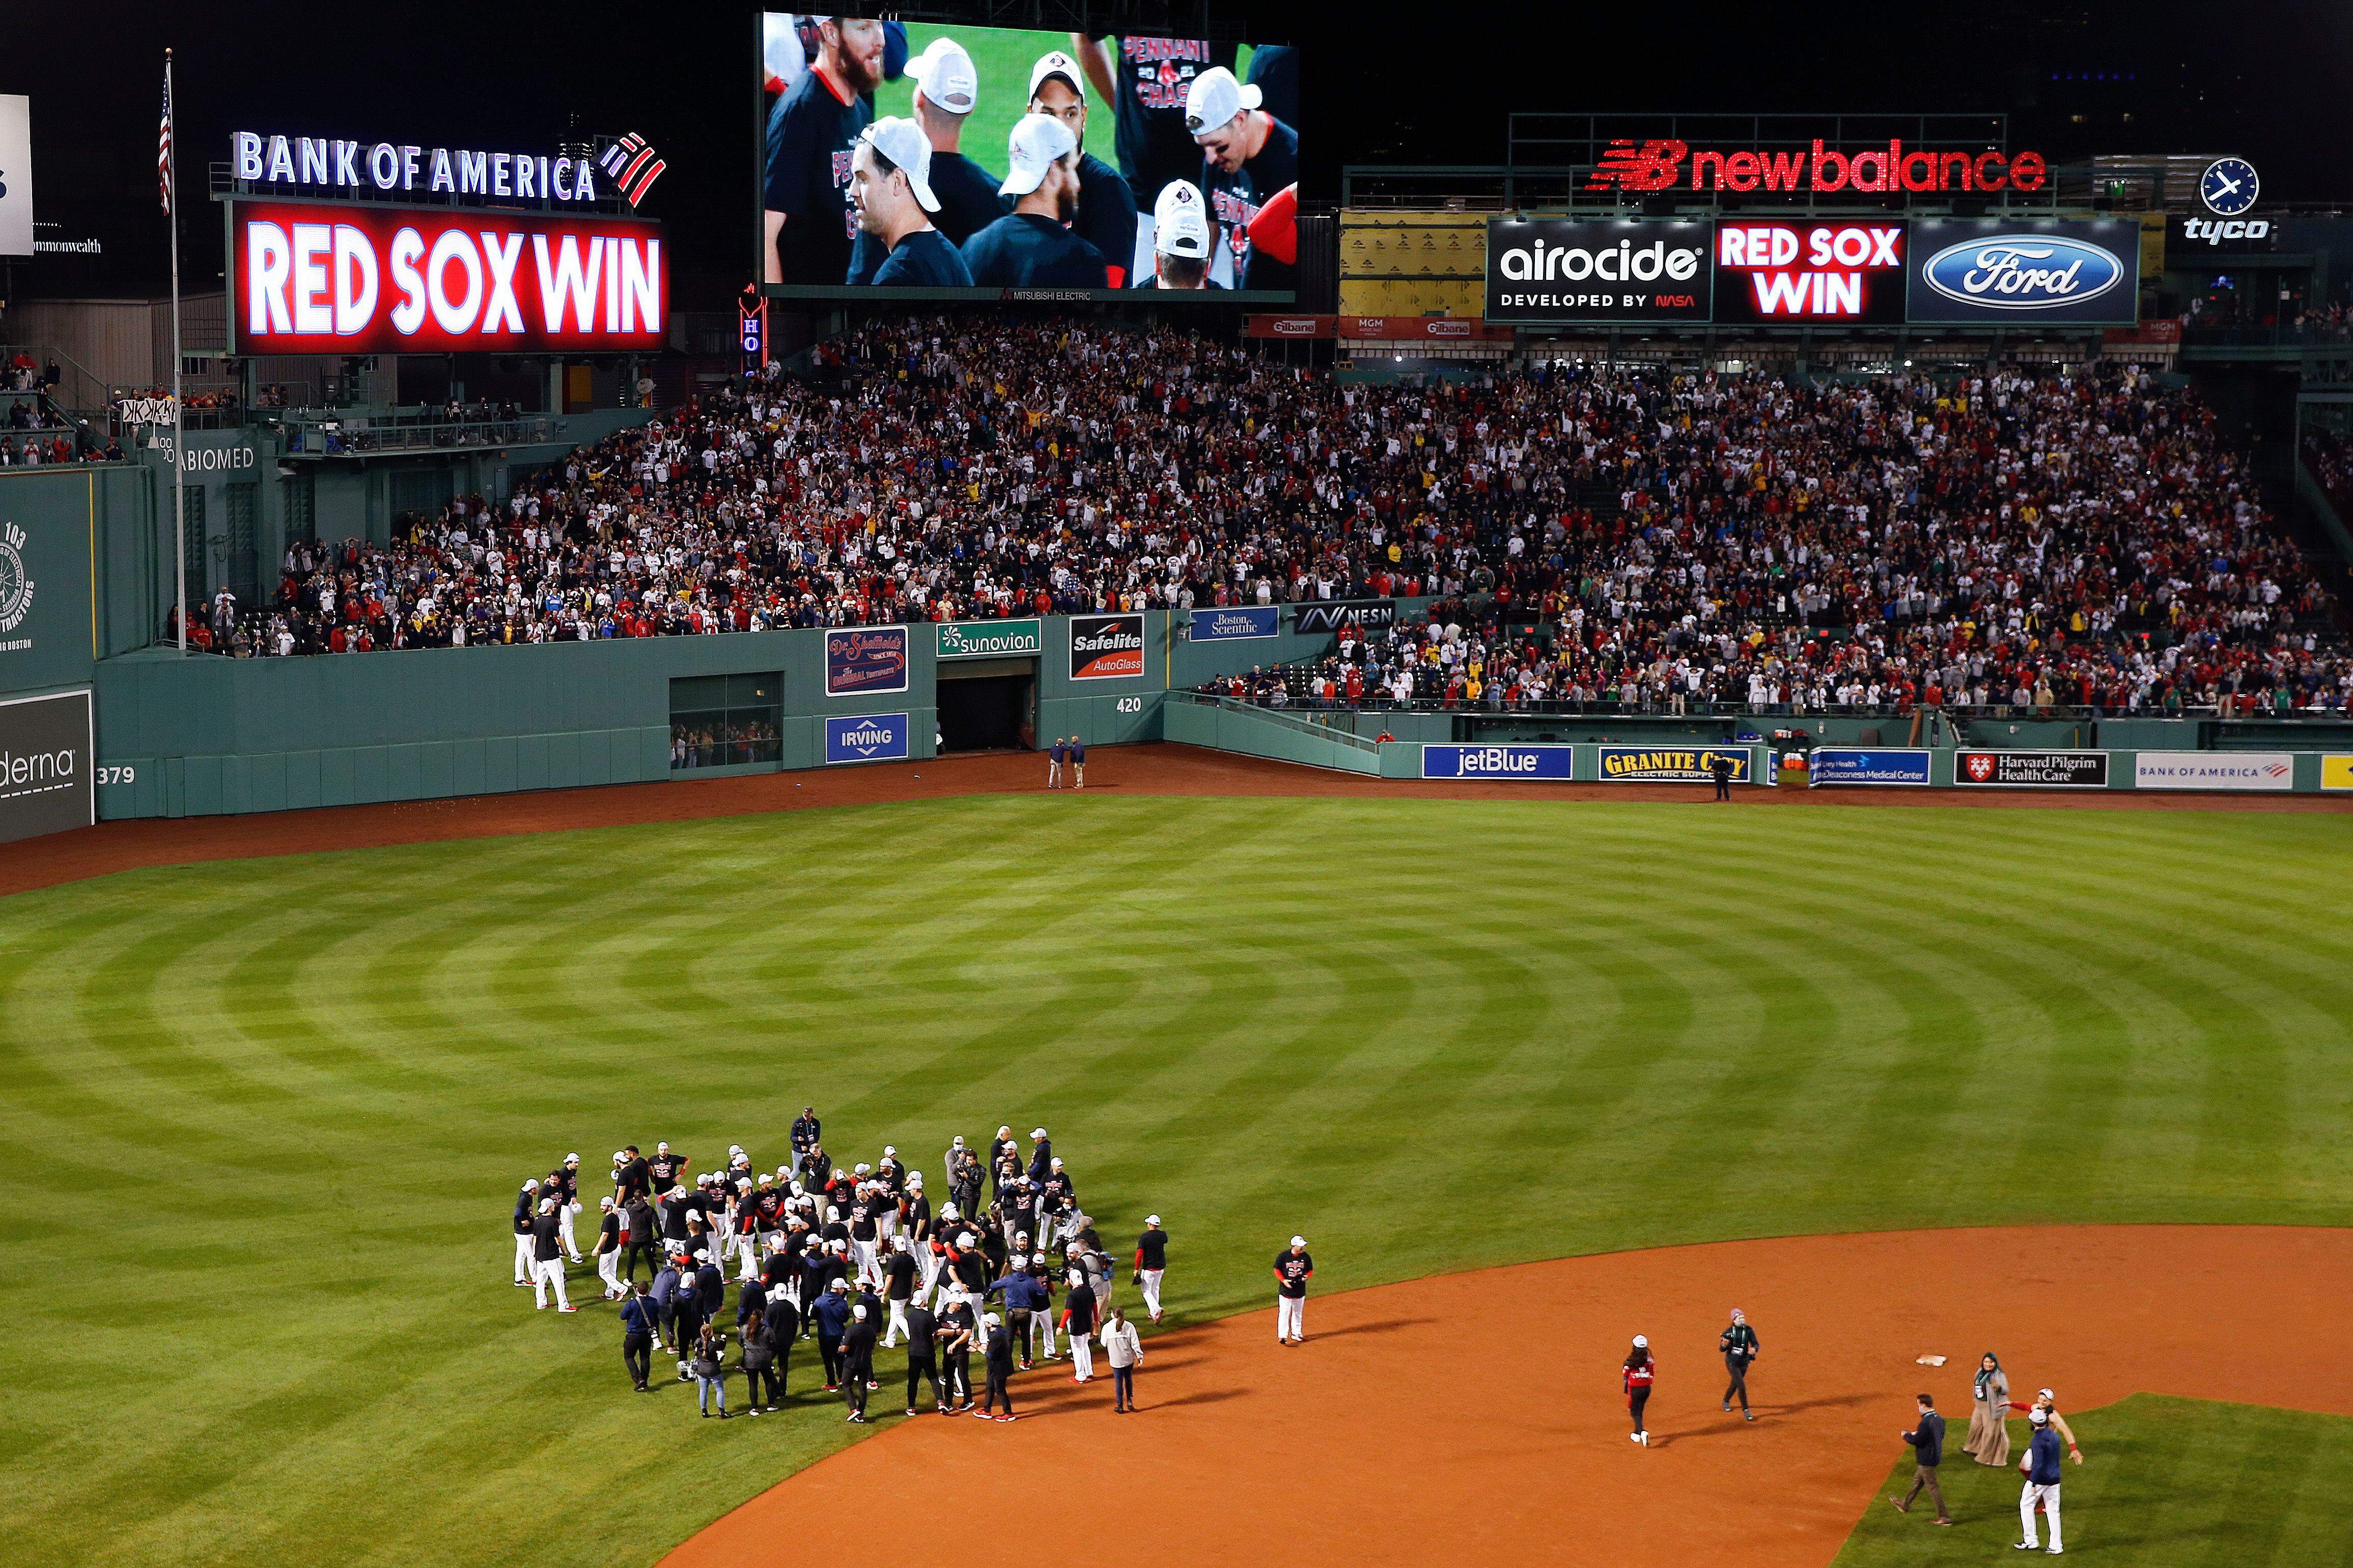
[937,619,1041,659]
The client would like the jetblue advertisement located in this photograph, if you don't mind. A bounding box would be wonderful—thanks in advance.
[1421,744,1576,781]
[826,711,911,763]
[1904,219,2139,325]
[1809,748,1931,787]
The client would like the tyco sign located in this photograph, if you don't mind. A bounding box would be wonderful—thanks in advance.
[1420,744,1575,780]
[937,619,1041,659]
[1598,746,1751,783]
[1810,748,1930,786]
[825,626,908,696]
[1070,615,1145,680]
[824,712,908,764]
[230,202,665,353]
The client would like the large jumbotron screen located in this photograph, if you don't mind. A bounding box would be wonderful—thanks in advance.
[757,15,1299,299]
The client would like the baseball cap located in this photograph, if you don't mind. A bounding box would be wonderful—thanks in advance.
[1154,181,1211,259]
[1145,1214,1161,1227]
[523,1179,540,1191]
[984,1312,1002,1326]
[1633,1334,1648,1348]
[1050,1156,1063,1168]
[1290,1235,1306,1247]
[907,37,978,116]
[1185,66,1261,135]
[853,1304,868,1319]
[1031,1127,1049,1139]
[958,1231,976,1246]
[600,1196,615,1209]
[2029,1406,2050,1426]
[951,1135,965,1147]
[1027,50,1085,103]
[883,1146,896,1157]
[565,1152,579,1163]
[993,115,1077,197]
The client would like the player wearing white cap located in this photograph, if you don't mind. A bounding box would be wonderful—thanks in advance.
[1069,33,1235,227]
[1624,1335,1657,1445]
[762,16,884,284]
[1139,181,1217,289]
[1273,1236,1312,1344]
[849,118,975,287]
[1022,51,1138,285]
[900,37,1009,245]
[513,1180,542,1287]
[1185,65,1298,292]
[593,1197,625,1299]
[531,1197,576,1312]
[550,1154,585,1262]
[960,115,1109,288]
[1134,1215,1169,1322]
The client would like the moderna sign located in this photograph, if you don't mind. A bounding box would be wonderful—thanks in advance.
[228,202,665,353]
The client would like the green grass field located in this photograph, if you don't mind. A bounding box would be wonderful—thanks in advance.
[1837,1395,2353,1565]
[873,26,1252,185]
[3,794,2349,1567]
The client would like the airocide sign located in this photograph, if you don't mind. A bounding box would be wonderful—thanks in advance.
[937,618,1041,659]
[1956,750,2109,788]
[1486,220,1712,324]
[1070,614,1145,680]
[1420,743,1575,780]
[229,201,665,353]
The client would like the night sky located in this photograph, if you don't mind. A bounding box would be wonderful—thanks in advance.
[5,0,2347,306]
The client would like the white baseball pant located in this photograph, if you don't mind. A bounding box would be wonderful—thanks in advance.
[852,1239,879,1285]
[1069,1330,1093,1380]
[558,1203,582,1260]
[1277,1295,1305,1341]
[2020,1483,2061,1550]
[1138,1269,1165,1319]
[884,1298,910,1348]
[533,1258,571,1309]
[1030,1307,1056,1359]
[513,1233,536,1284]
[597,1249,623,1297]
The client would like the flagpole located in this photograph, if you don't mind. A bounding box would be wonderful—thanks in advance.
[166,47,187,655]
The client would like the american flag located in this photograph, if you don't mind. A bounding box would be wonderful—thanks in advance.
[597,133,665,207]
[157,70,174,213]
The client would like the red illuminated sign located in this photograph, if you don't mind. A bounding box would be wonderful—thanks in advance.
[1586,139,2044,195]
[1713,222,1908,323]
[228,201,666,354]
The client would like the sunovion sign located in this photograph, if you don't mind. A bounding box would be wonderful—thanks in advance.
[1907,220,2138,324]
[1421,743,1576,781]
[1486,220,1712,324]
[229,202,665,354]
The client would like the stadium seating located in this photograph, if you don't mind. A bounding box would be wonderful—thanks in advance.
[233,316,2349,714]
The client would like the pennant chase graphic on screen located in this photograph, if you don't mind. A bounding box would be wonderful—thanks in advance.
[598,133,666,207]
[1070,615,1145,680]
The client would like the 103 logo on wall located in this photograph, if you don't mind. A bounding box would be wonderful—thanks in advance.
[0,521,35,642]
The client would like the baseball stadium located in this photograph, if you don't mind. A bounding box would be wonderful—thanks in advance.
[5,5,2353,1566]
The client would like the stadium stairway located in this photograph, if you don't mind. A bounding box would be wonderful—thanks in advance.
[1162,692,1383,775]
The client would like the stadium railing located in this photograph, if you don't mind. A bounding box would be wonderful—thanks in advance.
[1162,692,1383,776]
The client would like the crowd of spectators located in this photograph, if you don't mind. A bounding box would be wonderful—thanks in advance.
[228,315,2349,714]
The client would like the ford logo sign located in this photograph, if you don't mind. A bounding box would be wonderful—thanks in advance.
[1921,234,2123,310]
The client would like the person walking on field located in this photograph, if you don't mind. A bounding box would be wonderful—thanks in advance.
[1134,1215,1168,1323]
[1623,1336,1657,1446]
[1069,734,1086,788]
[1100,1305,1143,1412]
[1965,1352,2012,1466]
[592,1197,625,1300]
[1273,1237,1313,1344]
[1048,735,1067,788]
[1719,1307,1759,1419]
[1889,1393,1952,1524]
[2016,1405,2065,1553]
[513,1180,541,1287]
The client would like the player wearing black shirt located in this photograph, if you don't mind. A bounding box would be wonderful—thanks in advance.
[903,1300,944,1415]
[647,1142,688,1192]
[979,1314,1018,1420]
[847,119,976,288]
[762,18,884,284]
[1073,34,1235,233]
[593,1198,624,1300]
[1185,65,1299,293]
[839,1304,878,1421]
[550,1156,583,1262]
[1023,52,1137,286]
[901,36,1005,247]
[1272,1236,1313,1344]
[1135,1215,1169,1322]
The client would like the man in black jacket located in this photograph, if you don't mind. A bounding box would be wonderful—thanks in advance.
[1720,1307,1760,1418]
[620,1282,659,1391]
[978,1311,1019,1421]
[903,1299,944,1416]
[839,1303,878,1422]
[1890,1393,1953,1524]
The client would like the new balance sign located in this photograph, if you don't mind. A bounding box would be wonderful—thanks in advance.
[1421,744,1575,781]
[825,712,908,764]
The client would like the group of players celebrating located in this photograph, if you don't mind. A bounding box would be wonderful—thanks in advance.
[764,18,1297,293]
[510,1113,1170,1422]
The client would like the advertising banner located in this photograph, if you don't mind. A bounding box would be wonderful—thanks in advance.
[1955,750,2110,788]
[1484,220,1712,324]
[2322,755,2353,791]
[0,95,30,258]
[229,201,666,354]
[936,618,1041,659]
[1188,606,1279,641]
[824,710,909,764]
[1420,743,1575,781]
[825,625,909,695]
[1712,220,1907,324]
[1810,748,1931,786]
[1906,220,2139,325]
[1338,316,1514,341]
[1292,600,1395,634]
[1069,614,1146,680]
[0,690,93,844]
[2133,751,2293,791]
[1598,746,1752,783]
[1245,315,1335,338]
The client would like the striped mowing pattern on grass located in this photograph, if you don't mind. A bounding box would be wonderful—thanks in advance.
[1,796,2348,1567]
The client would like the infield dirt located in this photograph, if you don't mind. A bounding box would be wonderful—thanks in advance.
[665,1225,2353,1568]
[7,741,2348,898]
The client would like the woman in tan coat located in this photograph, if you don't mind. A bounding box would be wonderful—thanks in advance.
[1963,1352,2010,1466]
